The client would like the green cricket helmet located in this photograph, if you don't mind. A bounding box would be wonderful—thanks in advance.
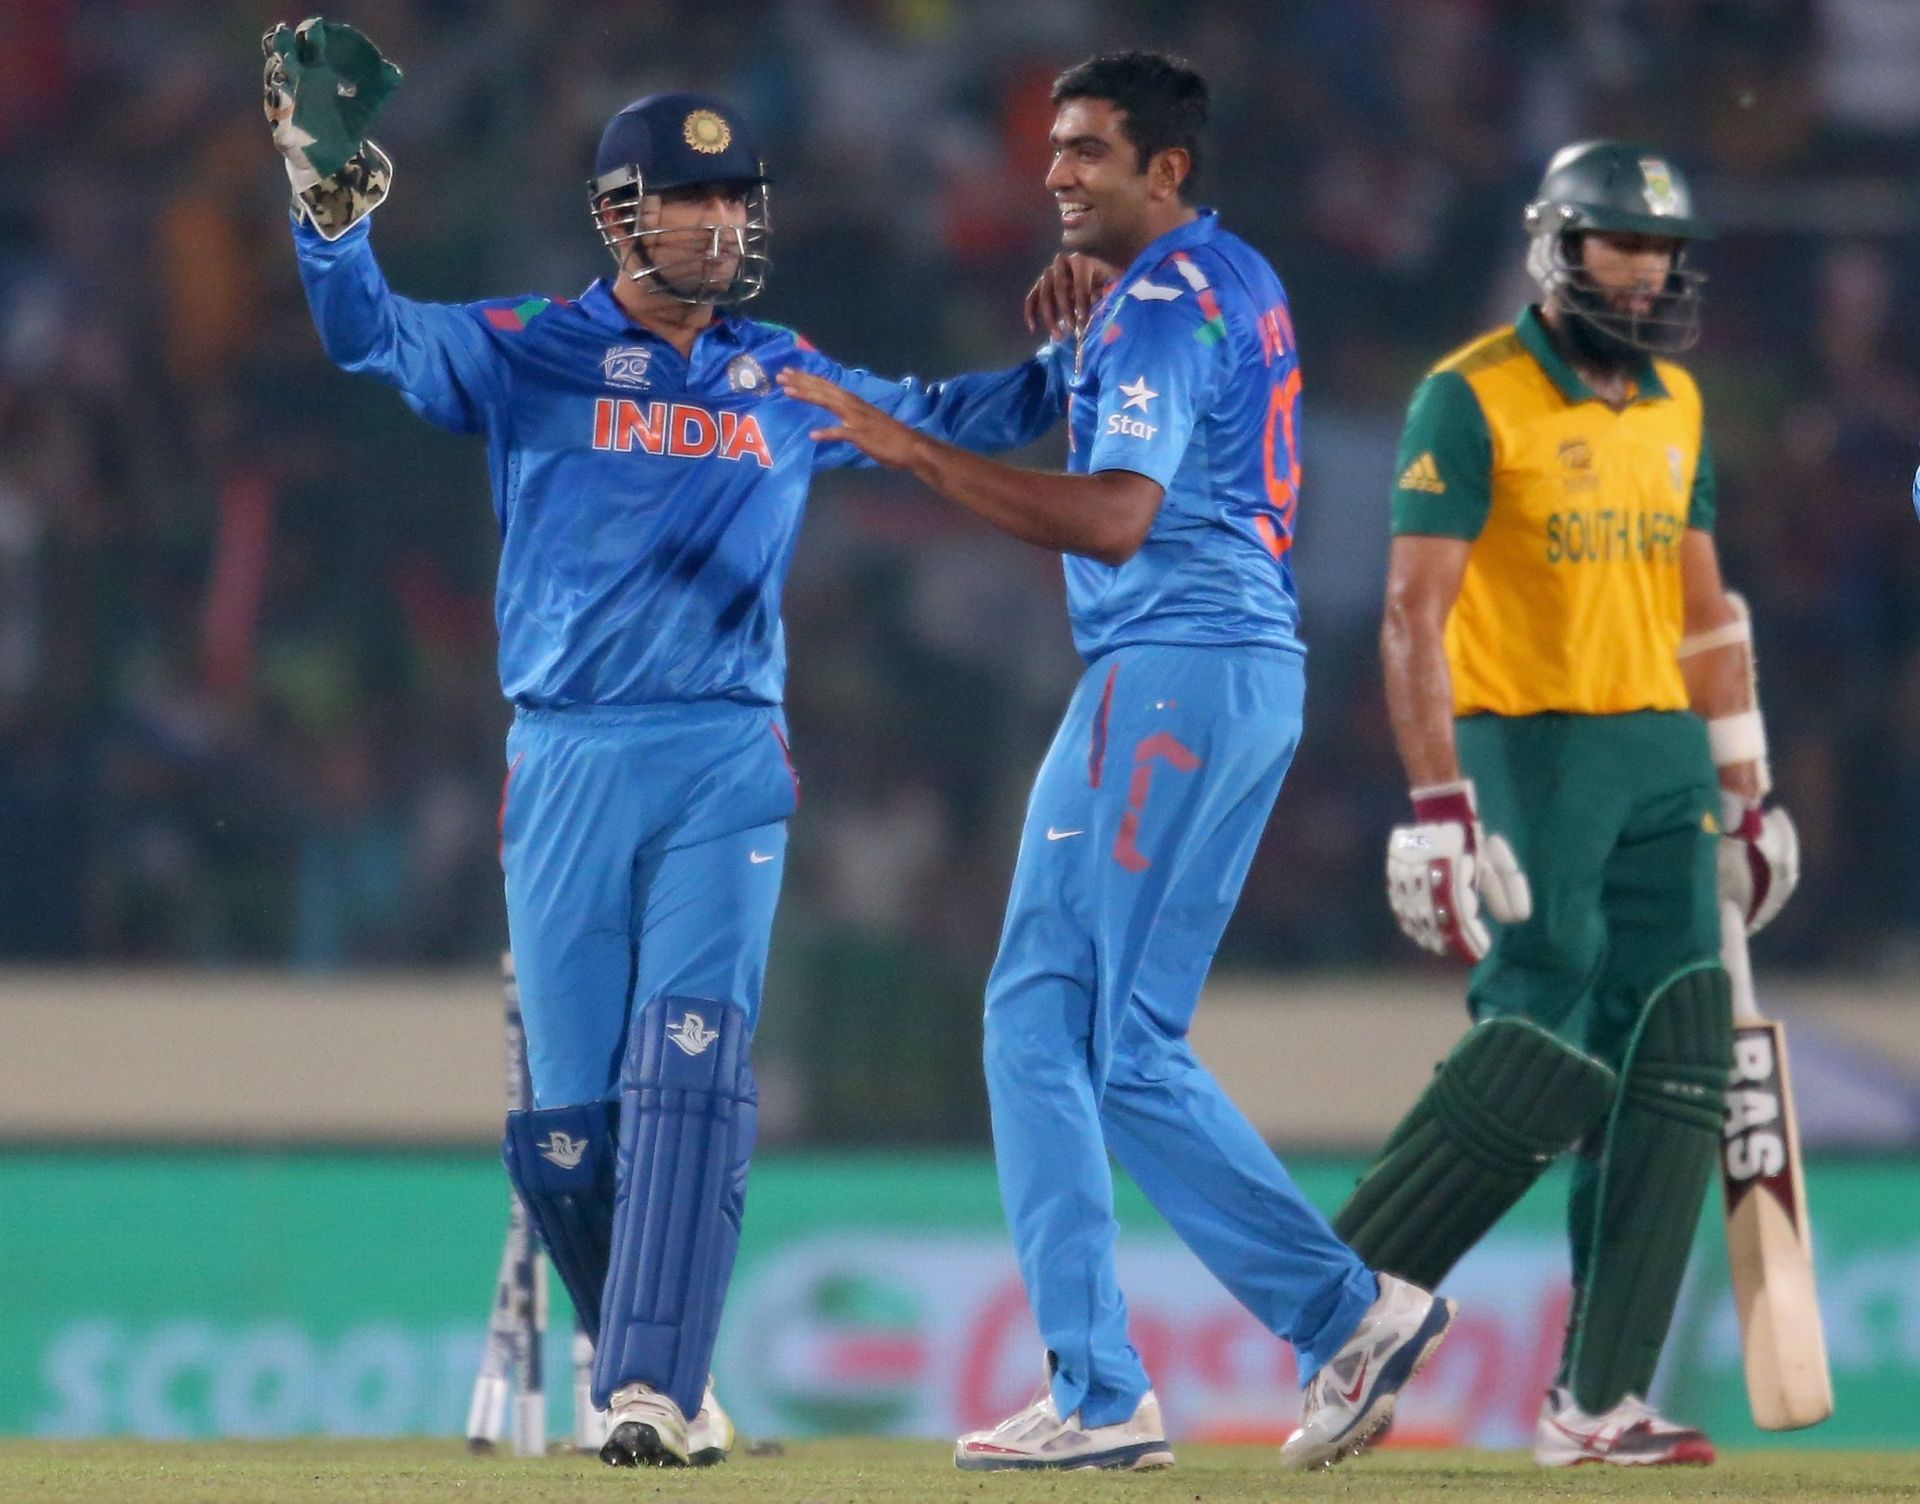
[1523,140,1711,356]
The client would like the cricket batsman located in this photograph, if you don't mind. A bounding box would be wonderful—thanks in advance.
[780,51,1453,1473]
[263,18,1071,1467]
[1336,140,1801,1465]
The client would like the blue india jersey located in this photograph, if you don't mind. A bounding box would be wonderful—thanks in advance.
[1065,210,1303,661]
[292,217,1067,709]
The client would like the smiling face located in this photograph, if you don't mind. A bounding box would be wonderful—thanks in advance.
[1045,98,1185,267]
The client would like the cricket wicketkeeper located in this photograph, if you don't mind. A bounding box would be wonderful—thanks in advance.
[264,15,1070,1468]
[1334,140,1801,1467]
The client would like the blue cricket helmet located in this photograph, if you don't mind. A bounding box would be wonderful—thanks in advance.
[591,91,769,195]
[588,92,772,306]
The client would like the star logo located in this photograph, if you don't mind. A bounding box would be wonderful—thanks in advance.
[1119,376,1158,413]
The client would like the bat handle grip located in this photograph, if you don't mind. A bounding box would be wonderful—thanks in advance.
[1720,898,1763,1025]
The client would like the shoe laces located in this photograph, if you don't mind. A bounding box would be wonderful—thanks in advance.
[988,1382,1064,1440]
[1560,1389,1664,1440]
[1612,1393,1685,1434]
[609,1381,681,1423]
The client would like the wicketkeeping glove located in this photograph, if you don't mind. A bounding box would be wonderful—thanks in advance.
[1719,793,1799,935]
[1386,780,1532,963]
[263,17,402,240]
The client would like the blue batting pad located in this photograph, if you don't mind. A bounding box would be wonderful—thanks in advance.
[502,1100,618,1334]
[593,996,757,1418]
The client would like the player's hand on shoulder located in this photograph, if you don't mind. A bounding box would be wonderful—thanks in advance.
[1386,780,1532,964]
[1718,793,1799,935]
[262,18,402,240]
[1024,253,1116,341]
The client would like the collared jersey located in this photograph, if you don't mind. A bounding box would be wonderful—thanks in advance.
[1064,210,1304,662]
[1390,307,1715,718]
[293,217,1067,708]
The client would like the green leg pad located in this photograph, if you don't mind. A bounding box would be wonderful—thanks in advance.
[1564,965,1731,1412]
[1333,1017,1617,1290]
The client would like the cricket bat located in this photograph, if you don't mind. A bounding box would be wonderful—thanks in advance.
[1718,898,1833,1430]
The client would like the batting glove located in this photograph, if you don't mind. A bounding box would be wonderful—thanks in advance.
[1386,780,1532,963]
[1719,793,1800,935]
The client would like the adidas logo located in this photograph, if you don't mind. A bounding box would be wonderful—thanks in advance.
[1398,453,1446,494]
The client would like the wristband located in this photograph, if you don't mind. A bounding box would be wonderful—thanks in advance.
[1707,709,1767,769]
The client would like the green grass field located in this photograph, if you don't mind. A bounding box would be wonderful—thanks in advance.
[0,1441,1914,1504]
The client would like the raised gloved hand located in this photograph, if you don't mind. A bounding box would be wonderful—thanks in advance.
[1719,793,1799,934]
[1386,780,1532,963]
[263,18,402,239]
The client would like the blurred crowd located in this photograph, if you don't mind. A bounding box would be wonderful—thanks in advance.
[4,0,1920,1118]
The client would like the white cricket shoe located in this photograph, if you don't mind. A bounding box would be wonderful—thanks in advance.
[954,1381,1173,1472]
[599,1382,690,1467]
[1280,1273,1455,1470]
[687,1380,735,1466]
[1533,1386,1715,1467]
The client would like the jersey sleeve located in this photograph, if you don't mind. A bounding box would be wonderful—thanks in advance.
[797,342,1069,474]
[1687,428,1717,534]
[1389,370,1494,539]
[1083,295,1227,489]
[292,216,511,435]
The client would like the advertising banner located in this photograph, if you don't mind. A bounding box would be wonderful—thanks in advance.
[1,1151,1913,1447]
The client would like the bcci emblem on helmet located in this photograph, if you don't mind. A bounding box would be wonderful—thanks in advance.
[603,345,653,390]
[683,109,732,154]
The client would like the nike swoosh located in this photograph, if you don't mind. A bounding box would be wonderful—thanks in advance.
[1046,827,1085,841]
[749,851,776,864]
[1337,1359,1369,1406]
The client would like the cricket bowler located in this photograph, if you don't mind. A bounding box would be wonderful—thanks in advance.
[264,18,1071,1468]
[780,51,1453,1473]
[1336,140,1801,1466]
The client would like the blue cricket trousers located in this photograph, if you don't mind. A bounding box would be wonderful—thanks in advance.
[982,643,1376,1427]
[501,700,798,1107]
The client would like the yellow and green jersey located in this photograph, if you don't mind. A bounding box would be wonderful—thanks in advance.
[1390,306,1715,718]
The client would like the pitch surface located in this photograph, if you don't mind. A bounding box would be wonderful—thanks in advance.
[1,1440,1914,1502]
